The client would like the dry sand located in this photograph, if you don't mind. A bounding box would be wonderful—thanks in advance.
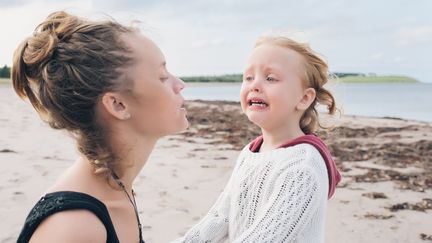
[0,84,431,243]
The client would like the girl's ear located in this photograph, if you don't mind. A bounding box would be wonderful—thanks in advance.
[100,92,131,120]
[296,87,316,111]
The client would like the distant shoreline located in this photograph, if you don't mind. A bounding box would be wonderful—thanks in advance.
[338,75,419,83]
[0,75,422,84]
[181,74,420,83]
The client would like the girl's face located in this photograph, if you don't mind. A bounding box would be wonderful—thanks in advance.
[240,44,307,132]
[121,33,188,137]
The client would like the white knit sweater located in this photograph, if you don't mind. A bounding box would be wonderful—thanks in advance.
[173,143,329,243]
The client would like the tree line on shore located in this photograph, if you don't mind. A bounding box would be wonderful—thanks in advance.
[0,65,10,78]
[180,72,396,83]
[0,64,417,83]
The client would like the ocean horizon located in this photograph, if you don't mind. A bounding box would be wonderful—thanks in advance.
[182,82,432,122]
[1,82,431,122]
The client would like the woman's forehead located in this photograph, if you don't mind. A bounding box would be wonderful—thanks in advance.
[124,33,165,66]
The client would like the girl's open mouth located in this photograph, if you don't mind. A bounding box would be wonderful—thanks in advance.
[248,98,269,108]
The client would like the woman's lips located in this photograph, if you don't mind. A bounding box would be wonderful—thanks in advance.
[179,98,187,114]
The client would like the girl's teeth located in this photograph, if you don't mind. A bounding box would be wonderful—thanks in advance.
[250,102,267,107]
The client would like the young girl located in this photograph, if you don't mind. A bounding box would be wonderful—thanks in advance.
[14,11,187,243]
[173,36,341,243]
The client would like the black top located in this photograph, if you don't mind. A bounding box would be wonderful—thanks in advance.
[17,191,145,243]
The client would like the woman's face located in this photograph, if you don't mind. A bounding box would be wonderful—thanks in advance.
[121,33,188,137]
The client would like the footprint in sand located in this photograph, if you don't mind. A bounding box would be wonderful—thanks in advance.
[192,148,207,152]
[142,225,152,230]
[33,164,49,176]
[1,235,17,243]
[12,191,26,202]
[175,207,189,213]
[0,149,17,153]
[7,178,20,183]
[200,164,217,169]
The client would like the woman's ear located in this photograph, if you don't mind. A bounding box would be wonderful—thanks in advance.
[296,87,316,111]
[100,92,131,120]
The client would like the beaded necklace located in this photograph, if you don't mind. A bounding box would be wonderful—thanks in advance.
[111,172,144,243]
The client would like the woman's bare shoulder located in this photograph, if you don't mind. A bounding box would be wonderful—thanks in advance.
[29,209,106,243]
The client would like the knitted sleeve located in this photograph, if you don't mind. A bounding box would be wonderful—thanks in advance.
[232,165,321,243]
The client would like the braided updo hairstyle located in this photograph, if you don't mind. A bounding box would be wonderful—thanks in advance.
[255,36,336,134]
[12,11,134,178]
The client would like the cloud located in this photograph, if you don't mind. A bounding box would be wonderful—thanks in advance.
[191,38,228,48]
[392,57,404,63]
[0,0,30,8]
[393,25,432,46]
[0,0,431,82]
[371,53,384,60]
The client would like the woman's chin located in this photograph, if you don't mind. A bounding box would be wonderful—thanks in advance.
[170,119,189,135]
[179,120,189,132]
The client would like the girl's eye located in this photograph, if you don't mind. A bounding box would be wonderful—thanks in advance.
[244,76,253,81]
[160,76,169,82]
[266,76,277,82]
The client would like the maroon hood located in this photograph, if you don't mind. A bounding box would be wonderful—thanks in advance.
[249,134,342,199]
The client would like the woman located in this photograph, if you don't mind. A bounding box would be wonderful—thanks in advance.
[13,11,188,243]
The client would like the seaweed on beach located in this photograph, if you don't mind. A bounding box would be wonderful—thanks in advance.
[362,192,388,199]
[181,100,432,193]
[420,233,432,241]
[387,198,432,212]
[364,213,394,220]
[181,100,260,150]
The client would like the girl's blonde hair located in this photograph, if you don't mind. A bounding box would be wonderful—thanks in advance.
[12,11,134,179]
[255,35,336,134]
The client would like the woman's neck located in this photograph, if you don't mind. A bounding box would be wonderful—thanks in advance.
[111,135,158,191]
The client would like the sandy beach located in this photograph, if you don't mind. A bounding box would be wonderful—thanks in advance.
[0,84,431,243]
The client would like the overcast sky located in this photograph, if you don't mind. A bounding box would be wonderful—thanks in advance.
[1,0,431,82]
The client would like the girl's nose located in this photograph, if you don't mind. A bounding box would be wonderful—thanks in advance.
[250,78,262,93]
[252,87,260,92]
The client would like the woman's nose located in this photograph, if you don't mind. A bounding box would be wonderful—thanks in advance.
[173,75,185,93]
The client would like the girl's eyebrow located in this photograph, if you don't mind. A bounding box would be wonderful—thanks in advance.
[244,64,283,74]
[263,64,281,71]
[243,66,253,73]
[265,64,288,74]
